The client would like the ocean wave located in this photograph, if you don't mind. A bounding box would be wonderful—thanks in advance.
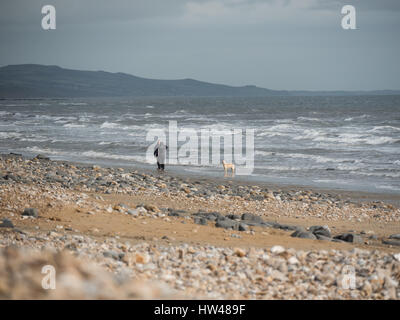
[0,132,22,139]
[293,129,321,140]
[19,136,50,142]
[254,151,275,156]
[24,146,150,164]
[255,151,359,165]
[369,125,400,133]
[350,170,400,178]
[344,114,370,121]
[81,150,151,163]
[100,121,119,129]
[297,116,323,122]
[257,124,299,137]
[376,185,400,191]
[313,133,397,145]
[257,165,308,171]
[63,123,86,128]
[59,102,88,106]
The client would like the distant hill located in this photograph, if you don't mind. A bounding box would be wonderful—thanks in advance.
[0,64,399,98]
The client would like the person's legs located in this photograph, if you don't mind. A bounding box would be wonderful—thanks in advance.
[161,164,165,171]
[157,162,161,170]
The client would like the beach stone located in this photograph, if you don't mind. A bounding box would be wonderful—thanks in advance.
[135,253,150,264]
[270,245,285,254]
[315,234,332,241]
[168,209,189,217]
[241,213,264,224]
[333,233,362,244]
[272,223,302,232]
[3,174,17,181]
[309,225,331,238]
[388,234,400,240]
[270,270,288,282]
[288,256,299,265]
[215,219,239,231]
[103,250,120,260]
[34,154,50,161]
[238,223,249,232]
[195,211,224,221]
[0,219,14,228]
[382,239,400,247]
[234,248,246,257]
[127,209,139,216]
[193,217,207,226]
[290,230,317,240]
[22,208,38,218]
[144,204,159,213]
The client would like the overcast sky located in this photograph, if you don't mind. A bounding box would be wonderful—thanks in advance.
[0,0,399,90]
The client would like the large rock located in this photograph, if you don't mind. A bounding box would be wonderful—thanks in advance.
[389,234,400,240]
[34,154,50,161]
[333,233,362,244]
[315,234,332,241]
[241,213,264,224]
[272,223,304,232]
[0,219,14,228]
[168,209,189,217]
[382,239,400,247]
[193,217,207,226]
[22,208,39,218]
[309,225,331,238]
[290,230,317,240]
[215,219,239,231]
[194,211,224,221]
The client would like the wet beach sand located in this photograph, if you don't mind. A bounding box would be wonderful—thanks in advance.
[0,153,399,299]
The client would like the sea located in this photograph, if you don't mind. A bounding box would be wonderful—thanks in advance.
[1,95,399,194]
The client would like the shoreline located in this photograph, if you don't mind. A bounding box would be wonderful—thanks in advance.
[4,152,400,207]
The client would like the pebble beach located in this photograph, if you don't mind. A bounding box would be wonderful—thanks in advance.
[1,153,400,299]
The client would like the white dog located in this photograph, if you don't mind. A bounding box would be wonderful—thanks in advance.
[222,160,235,174]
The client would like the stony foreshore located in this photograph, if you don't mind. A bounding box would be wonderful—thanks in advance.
[0,153,400,299]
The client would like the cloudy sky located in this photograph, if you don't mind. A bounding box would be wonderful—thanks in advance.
[0,0,399,90]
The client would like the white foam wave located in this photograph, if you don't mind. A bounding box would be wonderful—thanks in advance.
[59,102,88,106]
[313,133,397,145]
[63,123,86,128]
[100,121,119,129]
[350,170,400,178]
[376,185,400,191]
[0,132,22,139]
[344,114,370,121]
[81,150,150,163]
[369,126,400,133]
[297,117,322,122]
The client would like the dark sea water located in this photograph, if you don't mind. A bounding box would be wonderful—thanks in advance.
[1,96,399,194]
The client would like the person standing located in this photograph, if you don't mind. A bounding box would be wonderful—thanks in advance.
[154,140,168,171]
